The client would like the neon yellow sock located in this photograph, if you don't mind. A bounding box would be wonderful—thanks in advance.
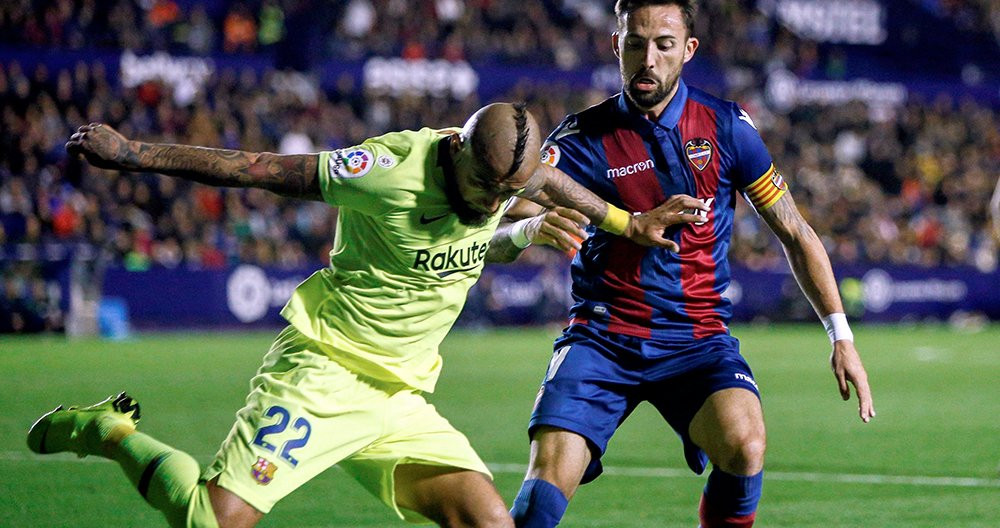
[113,432,214,527]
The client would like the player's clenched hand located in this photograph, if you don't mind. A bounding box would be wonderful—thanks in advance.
[66,123,136,171]
[830,340,875,423]
[625,194,709,250]
[526,207,590,253]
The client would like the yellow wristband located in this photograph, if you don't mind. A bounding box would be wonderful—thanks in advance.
[599,204,630,235]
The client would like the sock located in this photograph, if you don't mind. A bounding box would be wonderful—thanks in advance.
[510,478,569,528]
[112,432,209,527]
[698,468,762,528]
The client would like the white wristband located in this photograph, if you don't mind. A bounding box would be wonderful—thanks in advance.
[509,218,533,249]
[821,313,854,343]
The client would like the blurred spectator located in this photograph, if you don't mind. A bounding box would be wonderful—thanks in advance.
[257,0,285,48]
[223,3,257,54]
[0,262,62,333]
[179,6,216,55]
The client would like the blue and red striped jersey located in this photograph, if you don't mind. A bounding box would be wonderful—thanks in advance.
[543,80,787,343]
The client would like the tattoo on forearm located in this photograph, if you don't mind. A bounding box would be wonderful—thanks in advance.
[541,168,607,224]
[766,195,809,243]
[765,193,844,315]
[485,224,526,263]
[126,142,321,200]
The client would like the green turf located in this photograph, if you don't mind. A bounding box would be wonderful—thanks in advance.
[1,324,998,527]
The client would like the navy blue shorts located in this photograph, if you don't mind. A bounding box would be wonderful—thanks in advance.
[528,324,760,483]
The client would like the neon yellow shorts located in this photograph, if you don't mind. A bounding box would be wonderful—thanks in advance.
[201,326,491,523]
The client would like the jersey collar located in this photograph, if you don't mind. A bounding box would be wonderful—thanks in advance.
[616,78,689,131]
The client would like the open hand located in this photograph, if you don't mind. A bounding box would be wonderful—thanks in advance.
[831,340,876,423]
[624,194,709,250]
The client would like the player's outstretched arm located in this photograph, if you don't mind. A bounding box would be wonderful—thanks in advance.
[486,199,589,263]
[759,192,875,423]
[523,164,706,249]
[66,123,322,201]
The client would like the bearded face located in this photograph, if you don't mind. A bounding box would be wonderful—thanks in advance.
[615,4,698,116]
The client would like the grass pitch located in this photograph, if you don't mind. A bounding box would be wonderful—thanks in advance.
[1,324,998,527]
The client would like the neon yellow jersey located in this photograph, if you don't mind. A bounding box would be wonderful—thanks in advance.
[281,128,506,392]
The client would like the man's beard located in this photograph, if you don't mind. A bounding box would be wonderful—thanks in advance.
[443,167,491,228]
[624,70,678,110]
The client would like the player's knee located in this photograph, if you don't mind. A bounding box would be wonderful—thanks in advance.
[441,503,514,528]
[475,501,515,528]
[721,433,766,475]
[526,428,590,497]
[205,480,262,528]
[431,501,513,528]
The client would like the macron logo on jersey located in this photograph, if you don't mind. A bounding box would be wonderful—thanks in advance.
[606,159,654,179]
[735,372,758,389]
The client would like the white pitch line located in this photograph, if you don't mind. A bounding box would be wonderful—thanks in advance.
[3,452,997,489]
[486,463,1000,489]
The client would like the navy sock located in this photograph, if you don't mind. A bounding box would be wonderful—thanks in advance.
[699,468,762,527]
[510,478,569,528]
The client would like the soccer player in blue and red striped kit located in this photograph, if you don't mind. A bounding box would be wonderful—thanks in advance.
[498,1,876,526]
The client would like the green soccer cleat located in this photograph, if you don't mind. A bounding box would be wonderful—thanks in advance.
[27,392,141,458]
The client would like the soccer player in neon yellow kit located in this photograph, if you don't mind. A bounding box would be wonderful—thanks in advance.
[31,103,708,527]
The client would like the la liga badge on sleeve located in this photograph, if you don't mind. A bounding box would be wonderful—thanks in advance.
[330,148,374,178]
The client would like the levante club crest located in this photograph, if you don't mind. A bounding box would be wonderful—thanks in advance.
[684,138,713,171]
[251,457,278,485]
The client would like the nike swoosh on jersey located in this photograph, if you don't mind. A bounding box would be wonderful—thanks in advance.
[420,212,450,224]
[437,266,478,277]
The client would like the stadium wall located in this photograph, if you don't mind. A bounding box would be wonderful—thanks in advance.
[2,46,996,110]
[99,263,1000,330]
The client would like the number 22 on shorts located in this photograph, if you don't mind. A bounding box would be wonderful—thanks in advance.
[251,405,312,467]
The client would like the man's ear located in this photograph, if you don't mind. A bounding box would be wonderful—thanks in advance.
[683,37,699,64]
[612,32,621,60]
[449,132,463,156]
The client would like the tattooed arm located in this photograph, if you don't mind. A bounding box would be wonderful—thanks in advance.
[66,123,321,200]
[759,191,875,423]
[758,192,842,319]
[520,164,600,218]
[521,164,705,249]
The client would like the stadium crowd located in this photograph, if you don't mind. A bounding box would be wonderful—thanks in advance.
[2,0,999,332]
[3,1,998,68]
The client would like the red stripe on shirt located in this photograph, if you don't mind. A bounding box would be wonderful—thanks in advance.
[678,99,727,339]
[600,127,666,338]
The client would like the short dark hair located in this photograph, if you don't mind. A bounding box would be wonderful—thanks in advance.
[615,0,698,37]
[468,102,531,187]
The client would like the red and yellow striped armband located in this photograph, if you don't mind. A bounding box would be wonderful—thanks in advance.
[743,165,788,210]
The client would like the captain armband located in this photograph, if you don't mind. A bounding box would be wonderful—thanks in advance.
[744,165,788,210]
